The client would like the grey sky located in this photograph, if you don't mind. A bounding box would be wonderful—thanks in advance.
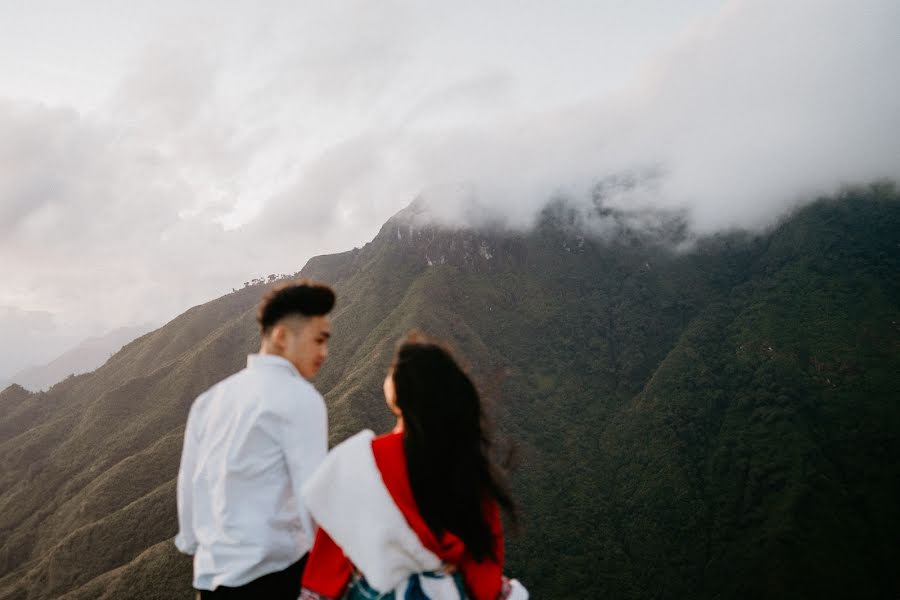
[0,0,897,378]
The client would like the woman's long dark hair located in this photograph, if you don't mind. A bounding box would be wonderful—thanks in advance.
[390,333,516,562]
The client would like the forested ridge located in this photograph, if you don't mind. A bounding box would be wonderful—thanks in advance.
[0,184,897,599]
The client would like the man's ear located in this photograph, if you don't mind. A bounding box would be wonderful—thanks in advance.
[270,323,286,349]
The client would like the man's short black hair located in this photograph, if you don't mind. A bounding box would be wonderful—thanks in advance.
[256,279,335,334]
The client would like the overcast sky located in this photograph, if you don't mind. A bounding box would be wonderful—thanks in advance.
[0,0,898,378]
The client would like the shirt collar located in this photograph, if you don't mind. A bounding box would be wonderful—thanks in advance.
[246,353,302,378]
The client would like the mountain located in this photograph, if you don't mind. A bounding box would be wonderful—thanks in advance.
[6,326,152,393]
[0,184,898,599]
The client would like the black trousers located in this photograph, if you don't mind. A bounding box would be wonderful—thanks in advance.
[197,554,308,600]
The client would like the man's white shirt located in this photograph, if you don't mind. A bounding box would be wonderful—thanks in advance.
[175,353,328,590]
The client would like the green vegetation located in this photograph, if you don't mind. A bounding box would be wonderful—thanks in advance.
[0,184,897,599]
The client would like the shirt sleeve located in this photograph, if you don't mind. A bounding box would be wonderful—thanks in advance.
[279,384,328,545]
[174,399,201,555]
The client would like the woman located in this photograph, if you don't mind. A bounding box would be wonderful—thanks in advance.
[300,333,528,599]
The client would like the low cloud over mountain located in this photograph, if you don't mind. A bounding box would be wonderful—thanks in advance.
[410,0,900,233]
[0,0,897,371]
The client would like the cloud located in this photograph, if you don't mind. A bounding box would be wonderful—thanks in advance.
[0,97,257,352]
[0,307,79,378]
[1,0,898,370]
[618,0,900,231]
[239,0,900,238]
[397,0,900,233]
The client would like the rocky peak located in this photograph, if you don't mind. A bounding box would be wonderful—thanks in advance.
[0,383,33,413]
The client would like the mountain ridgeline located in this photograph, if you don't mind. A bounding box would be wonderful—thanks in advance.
[5,326,152,393]
[0,184,898,599]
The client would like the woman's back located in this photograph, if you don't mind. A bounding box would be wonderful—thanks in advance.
[301,430,511,599]
[300,334,527,600]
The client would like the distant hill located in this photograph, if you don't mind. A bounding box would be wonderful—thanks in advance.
[7,326,152,392]
[0,184,897,599]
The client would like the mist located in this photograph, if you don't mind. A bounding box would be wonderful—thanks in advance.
[407,0,900,234]
[1,0,898,376]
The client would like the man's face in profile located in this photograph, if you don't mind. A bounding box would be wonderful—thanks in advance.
[279,315,331,380]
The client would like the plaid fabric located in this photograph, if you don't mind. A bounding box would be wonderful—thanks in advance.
[300,590,338,600]
[344,570,468,600]
[301,573,523,600]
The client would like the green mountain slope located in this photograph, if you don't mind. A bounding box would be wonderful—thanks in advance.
[0,184,897,599]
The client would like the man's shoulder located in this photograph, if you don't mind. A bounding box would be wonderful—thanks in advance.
[190,369,248,408]
[211,368,251,393]
[190,365,322,416]
[261,372,324,411]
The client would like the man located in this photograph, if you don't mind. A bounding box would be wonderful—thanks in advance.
[175,280,335,599]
